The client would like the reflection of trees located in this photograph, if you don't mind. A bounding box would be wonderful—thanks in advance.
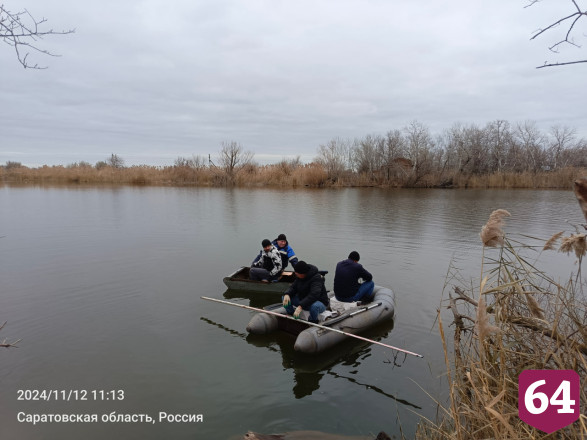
[200,315,419,409]
[222,188,239,231]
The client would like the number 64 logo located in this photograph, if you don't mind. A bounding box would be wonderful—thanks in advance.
[519,370,580,433]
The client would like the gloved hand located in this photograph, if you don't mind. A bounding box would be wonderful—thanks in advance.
[282,295,291,308]
[293,306,302,319]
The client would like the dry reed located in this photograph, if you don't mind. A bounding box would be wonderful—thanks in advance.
[480,209,511,247]
[416,208,587,439]
[543,231,565,251]
[2,163,586,189]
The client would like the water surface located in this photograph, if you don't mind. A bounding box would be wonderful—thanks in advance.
[0,185,581,439]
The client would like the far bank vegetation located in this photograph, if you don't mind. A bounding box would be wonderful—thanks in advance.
[2,121,586,189]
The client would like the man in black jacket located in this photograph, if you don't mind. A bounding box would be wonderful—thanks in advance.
[282,261,329,323]
[333,251,375,303]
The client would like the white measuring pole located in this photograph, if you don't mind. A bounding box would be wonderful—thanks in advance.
[201,296,423,358]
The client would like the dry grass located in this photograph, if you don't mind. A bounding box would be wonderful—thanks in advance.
[2,163,585,189]
[448,168,586,189]
[0,162,332,187]
[416,209,587,439]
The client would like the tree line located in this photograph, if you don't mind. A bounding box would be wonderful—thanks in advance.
[315,120,587,187]
[2,121,586,188]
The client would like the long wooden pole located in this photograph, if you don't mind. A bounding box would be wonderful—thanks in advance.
[201,296,424,358]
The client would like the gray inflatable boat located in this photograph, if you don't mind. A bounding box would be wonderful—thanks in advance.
[246,285,395,353]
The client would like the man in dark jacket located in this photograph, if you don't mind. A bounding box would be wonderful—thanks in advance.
[333,251,375,302]
[282,261,329,323]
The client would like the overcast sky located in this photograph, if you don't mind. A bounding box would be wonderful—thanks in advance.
[1,0,586,167]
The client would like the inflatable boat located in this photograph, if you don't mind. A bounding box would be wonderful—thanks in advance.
[246,285,395,353]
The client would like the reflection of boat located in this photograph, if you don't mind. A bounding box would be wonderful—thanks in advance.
[223,267,295,293]
[246,285,395,353]
[201,315,419,408]
[223,289,283,309]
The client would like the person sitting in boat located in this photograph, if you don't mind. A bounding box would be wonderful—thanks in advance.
[272,233,298,270]
[250,239,283,282]
[282,261,329,323]
[333,251,375,303]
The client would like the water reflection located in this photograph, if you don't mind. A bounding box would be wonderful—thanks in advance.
[223,289,285,309]
[200,315,419,409]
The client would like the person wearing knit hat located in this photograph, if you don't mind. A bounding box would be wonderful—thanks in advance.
[333,251,375,303]
[282,260,329,323]
[272,233,298,271]
[249,238,283,282]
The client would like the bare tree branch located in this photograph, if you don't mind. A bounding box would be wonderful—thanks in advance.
[527,0,587,68]
[0,5,74,69]
[0,321,21,348]
[537,59,587,68]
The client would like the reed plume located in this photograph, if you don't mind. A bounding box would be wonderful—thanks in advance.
[525,293,545,319]
[480,209,511,247]
[559,233,587,259]
[543,231,564,251]
[475,295,500,344]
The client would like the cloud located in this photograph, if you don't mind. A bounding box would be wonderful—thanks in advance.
[1,0,586,167]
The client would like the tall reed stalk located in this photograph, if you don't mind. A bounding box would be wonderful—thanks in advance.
[416,205,587,439]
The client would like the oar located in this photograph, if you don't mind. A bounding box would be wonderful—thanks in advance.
[201,296,424,358]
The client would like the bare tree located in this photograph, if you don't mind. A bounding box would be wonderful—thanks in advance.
[351,134,385,176]
[526,0,587,68]
[218,141,254,185]
[485,120,514,173]
[444,123,489,175]
[316,137,352,182]
[514,121,547,173]
[106,154,125,169]
[548,125,577,169]
[0,5,74,69]
[403,121,435,184]
[174,155,207,169]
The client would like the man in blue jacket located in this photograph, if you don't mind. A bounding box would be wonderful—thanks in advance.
[333,251,375,303]
[272,233,298,270]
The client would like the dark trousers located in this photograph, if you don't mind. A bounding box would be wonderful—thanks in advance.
[249,267,279,281]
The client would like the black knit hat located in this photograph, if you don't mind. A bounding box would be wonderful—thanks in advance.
[277,233,287,241]
[294,261,310,274]
[348,251,360,261]
[262,239,271,247]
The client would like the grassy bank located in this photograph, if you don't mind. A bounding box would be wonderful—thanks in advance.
[1,162,585,189]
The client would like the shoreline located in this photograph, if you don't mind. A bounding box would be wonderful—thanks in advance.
[1,164,585,190]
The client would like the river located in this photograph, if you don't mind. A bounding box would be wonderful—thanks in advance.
[0,185,582,439]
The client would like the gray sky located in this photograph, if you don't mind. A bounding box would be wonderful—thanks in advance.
[1,0,586,167]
